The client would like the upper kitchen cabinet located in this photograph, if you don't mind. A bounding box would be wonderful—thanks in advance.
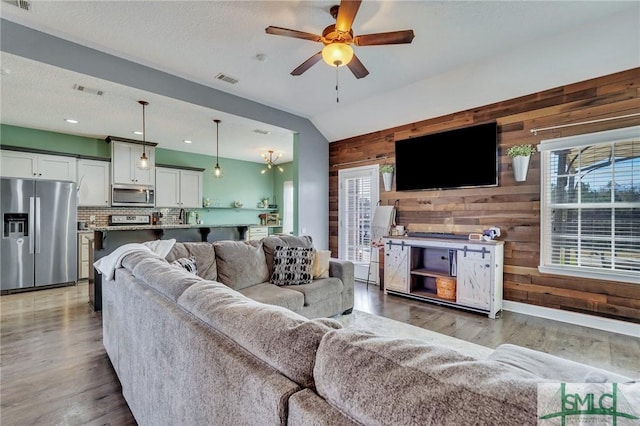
[107,137,157,186]
[155,166,203,208]
[0,150,77,182]
[77,159,110,206]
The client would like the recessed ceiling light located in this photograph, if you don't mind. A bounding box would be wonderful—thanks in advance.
[183,140,192,144]
[133,131,143,135]
[64,118,78,124]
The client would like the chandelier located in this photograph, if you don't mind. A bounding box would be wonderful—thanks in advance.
[261,150,283,174]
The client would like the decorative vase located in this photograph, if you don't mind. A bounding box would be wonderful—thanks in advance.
[512,155,530,182]
[382,172,393,191]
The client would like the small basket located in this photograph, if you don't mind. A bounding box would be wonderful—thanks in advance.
[436,277,456,300]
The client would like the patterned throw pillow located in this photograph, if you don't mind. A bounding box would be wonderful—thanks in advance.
[171,256,198,275]
[270,246,315,286]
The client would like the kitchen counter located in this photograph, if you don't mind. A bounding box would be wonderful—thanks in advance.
[92,223,255,231]
[89,223,251,311]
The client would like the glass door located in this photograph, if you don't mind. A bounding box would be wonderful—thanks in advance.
[338,165,379,281]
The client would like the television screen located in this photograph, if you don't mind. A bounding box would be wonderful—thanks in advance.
[395,122,498,191]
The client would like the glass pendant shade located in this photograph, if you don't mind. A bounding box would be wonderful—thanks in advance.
[213,119,223,178]
[322,43,353,67]
[137,100,150,171]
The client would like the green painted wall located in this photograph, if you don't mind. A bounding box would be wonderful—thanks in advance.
[1,124,296,227]
[1,124,110,157]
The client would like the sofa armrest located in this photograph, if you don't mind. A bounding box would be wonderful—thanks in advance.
[329,258,353,283]
[488,344,635,383]
[329,259,355,314]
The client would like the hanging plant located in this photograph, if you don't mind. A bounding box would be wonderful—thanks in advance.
[507,144,536,158]
[380,164,394,174]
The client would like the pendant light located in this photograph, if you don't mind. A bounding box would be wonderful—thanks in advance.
[213,119,223,178]
[137,100,150,170]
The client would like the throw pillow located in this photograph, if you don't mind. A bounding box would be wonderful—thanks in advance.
[171,256,198,275]
[312,250,331,278]
[270,246,315,286]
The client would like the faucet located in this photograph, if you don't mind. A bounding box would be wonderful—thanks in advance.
[179,208,185,224]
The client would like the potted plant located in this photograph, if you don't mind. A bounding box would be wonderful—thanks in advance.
[380,164,394,191]
[507,144,536,182]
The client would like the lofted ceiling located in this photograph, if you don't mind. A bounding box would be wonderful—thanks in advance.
[1,1,638,164]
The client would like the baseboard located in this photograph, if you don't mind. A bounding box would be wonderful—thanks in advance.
[502,301,640,338]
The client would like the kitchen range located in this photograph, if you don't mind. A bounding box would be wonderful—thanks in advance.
[1,178,77,292]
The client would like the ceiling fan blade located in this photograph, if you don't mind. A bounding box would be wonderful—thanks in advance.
[291,51,323,76]
[265,26,322,42]
[353,30,415,46]
[335,0,362,32]
[347,54,369,79]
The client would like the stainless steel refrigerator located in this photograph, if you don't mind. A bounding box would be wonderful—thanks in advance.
[1,178,77,291]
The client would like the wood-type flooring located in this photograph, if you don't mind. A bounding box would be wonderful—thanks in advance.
[1,281,638,425]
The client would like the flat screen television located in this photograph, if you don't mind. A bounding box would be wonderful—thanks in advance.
[394,122,498,191]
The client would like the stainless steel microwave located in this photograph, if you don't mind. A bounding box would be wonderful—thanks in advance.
[111,184,155,207]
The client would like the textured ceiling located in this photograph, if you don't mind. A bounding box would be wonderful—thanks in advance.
[1,1,638,162]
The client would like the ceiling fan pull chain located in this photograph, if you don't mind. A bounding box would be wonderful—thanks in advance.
[336,66,340,103]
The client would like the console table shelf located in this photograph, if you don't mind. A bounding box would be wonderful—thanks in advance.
[383,236,504,319]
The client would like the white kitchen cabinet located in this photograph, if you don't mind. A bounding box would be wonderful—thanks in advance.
[155,167,203,208]
[111,141,155,185]
[1,150,77,182]
[383,236,504,318]
[77,232,94,280]
[246,226,269,241]
[77,159,110,206]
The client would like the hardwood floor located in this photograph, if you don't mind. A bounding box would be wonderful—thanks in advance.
[1,282,136,425]
[1,281,638,425]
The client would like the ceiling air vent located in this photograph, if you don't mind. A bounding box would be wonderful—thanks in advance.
[215,73,239,85]
[13,0,31,11]
[73,84,104,96]
[253,129,271,135]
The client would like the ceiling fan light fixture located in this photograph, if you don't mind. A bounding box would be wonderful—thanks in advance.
[322,43,353,67]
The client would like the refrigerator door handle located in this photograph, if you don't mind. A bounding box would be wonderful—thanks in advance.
[35,197,41,254]
[29,196,35,254]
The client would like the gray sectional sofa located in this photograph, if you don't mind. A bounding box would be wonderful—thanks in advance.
[102,235,634,426]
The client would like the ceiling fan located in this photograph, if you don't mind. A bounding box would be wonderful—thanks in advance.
[265,0,415,79]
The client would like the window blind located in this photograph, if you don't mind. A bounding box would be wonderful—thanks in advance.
[343,174,373,263]
[539,125,640,284]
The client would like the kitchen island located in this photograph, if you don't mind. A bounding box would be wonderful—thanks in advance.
[90,224,251,311]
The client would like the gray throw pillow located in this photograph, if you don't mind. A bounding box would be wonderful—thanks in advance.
[270,246,315,286]
[171,256,198,275]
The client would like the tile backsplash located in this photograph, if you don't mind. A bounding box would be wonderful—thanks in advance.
[78,207,184,226]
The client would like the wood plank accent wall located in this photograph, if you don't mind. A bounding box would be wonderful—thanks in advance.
[329,68,640,323]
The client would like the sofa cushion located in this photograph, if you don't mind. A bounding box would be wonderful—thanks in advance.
[178,280,341,389]
[238,283,304,312]
[314,329,543,426]
[262,235,314,277]
[270,246,315,286]
[313,250,331,278]
[165,242,217,281]
[213,240,269,290]
[284,277,344,306]
[488,343,634,383]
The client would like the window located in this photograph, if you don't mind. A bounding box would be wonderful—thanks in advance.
[338,165,379,270]
[539,125,640,284]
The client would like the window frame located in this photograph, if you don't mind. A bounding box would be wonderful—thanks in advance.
[538,125,640,285]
